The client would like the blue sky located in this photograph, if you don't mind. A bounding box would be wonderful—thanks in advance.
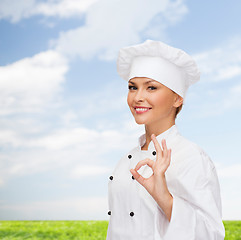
[0,0,241,220]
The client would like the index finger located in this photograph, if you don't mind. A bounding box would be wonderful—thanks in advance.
[151,134,162,153]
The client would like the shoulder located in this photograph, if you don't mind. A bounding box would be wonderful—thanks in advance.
[113,146,139,166]
[172,133,215,172]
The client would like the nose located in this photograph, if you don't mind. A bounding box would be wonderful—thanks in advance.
[134,88,145,102]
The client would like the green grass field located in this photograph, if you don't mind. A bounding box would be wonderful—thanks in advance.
[0,220,240,239]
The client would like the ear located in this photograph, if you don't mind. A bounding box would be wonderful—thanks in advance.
[173,94,183,108]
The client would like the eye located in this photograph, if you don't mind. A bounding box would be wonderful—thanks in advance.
[148,86,157,90]
[128,85,137,90]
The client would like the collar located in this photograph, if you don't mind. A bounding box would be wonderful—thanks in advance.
[138,124,179,152]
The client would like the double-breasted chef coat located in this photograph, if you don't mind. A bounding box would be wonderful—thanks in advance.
[106,125,225,240]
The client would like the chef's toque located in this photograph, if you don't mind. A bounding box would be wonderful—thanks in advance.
[117,39,200,99]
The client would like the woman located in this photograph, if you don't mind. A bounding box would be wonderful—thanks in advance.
[106,40,225,239]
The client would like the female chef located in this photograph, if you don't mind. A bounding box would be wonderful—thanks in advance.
[106,40,225,240]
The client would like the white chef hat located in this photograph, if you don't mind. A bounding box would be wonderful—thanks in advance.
[117,39,200,99]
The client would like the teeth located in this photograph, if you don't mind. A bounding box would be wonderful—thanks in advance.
[136,108,149,112]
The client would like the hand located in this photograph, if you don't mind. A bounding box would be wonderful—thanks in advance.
[130,133,173,221]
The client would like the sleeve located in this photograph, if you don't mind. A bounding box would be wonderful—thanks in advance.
[156,148,225,240]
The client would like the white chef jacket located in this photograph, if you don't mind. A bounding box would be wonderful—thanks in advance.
[106,125,225,240]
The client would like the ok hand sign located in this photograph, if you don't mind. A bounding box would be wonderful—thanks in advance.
[130,133,173,221]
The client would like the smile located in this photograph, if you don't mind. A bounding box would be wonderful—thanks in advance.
[134,107,151,114]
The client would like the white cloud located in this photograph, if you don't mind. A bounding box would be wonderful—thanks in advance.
[0,68,141,186]
[231,82,241,94]
[71,165,111,178]
[183,87,240,119]
[181,36,241,118]
[53,0,187,60]
[222,198,241,220]
[0,122,141,186]
[0,130,20,147]
[0,0,35,23]
[0,0,99,23]
[66,79,128,121]
[60,110,79,126]
[27,126,136,152]
[0,197,108,220]
[203,81,241,116]
[159,0,188,24]
[34,0,99,18]
[217,164,241,220]
[218,164,241,178]
[29,127,100,150]
[222,82,241,110]
[0,50,68,115]
[0,174,4,187]
[193,36,241,82]
[216,66,241,81]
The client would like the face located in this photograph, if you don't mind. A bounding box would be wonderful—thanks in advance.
[127,77,183,126]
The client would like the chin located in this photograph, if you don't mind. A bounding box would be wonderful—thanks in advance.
[133,118,148,125]
[135,121,145,125]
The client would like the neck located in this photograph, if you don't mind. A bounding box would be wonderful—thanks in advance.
[142,119,175,150]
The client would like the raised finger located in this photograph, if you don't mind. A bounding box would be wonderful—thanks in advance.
[168,149,172,159]
[161,139,168,158]
[151,134,163,154]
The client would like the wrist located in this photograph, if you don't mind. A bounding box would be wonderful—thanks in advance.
[155,191,173,207]
[156,192,173,222]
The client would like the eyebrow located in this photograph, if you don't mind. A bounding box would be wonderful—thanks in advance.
[128,80,156,85]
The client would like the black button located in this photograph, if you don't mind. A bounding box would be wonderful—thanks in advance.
[128,154,132,159]
[132,176,135,180]
[108,211,111,215]
[130,212,134,217]
[152,151,156,156]
[109,175,113,181]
